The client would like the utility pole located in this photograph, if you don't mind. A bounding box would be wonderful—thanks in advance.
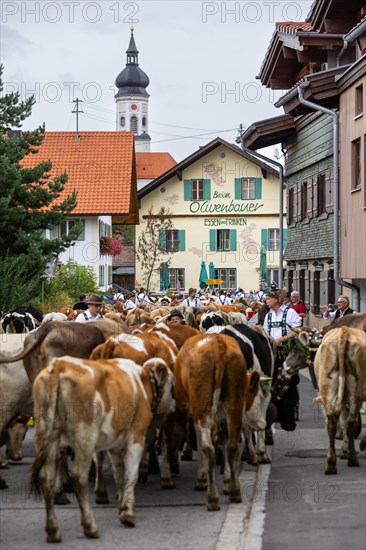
[72,98,83,140]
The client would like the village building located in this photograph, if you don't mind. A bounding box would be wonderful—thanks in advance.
[136,137,284,292]
[21,131,138,292]
[241,0,366,317]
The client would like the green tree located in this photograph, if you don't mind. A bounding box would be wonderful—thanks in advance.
[45,260,99,302]
[136,206,174,293]
[0,64,80,284]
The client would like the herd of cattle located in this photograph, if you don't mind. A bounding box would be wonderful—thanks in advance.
[0,301,365,543]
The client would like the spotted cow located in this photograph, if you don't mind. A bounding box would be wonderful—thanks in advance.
[30,355,175,542]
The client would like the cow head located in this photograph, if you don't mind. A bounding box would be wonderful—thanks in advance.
[199,311,228,332]
[142,358,176,415]
[282,328,323,374]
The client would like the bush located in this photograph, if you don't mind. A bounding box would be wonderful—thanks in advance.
[45,260,99,303]
[0,255,41,311]
[32,291,73,314]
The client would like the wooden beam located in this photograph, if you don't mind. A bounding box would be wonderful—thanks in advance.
[297,49,327,63]
[324,19,357,34]
[283,47,298,60]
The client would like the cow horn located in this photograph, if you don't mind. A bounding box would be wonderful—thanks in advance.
[259,376,272,382]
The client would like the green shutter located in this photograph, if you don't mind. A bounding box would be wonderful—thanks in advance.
[50,225,58,239]
[78,220,85,241]
[209,229,216,251]
[204,179,211,200]
[184,180,191,201]
[159,229,166,251]
[229,229,237,251]
[255,178,262,199]
[283,228,288,251]
[178,230,185,251]
[261,228,268,250]
[235,178,242,199]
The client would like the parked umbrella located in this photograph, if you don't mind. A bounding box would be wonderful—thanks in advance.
[199,261,209,290]
[160,261,170,291]
[259,246,268,285]
[209,261,215,288]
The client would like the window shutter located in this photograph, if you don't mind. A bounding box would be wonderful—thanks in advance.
[204,179,211,200]
[234,178,242,199]
[312,177,319,217]
[78,220,85,241]
[229,229,237,251]
[184,180,191,201]
[325,172,334,214]
[50,225,58,239]
[159,229,166,251]
[306,179,313,219]
[178,230,185,251]
[261,228,268,250]
[286,190,291,226]
[283,228,288,251]
[255,178,262,199]
[209,229,216,251]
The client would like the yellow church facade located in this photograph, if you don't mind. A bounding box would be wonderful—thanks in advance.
[136,138,286,293]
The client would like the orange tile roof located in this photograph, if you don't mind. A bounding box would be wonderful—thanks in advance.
[21,131,136,215]
[136,152,177,179]
[275,22,312,34]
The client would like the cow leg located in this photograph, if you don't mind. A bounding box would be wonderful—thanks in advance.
[339,408,349,460]
[325,414,339,475]
[224,417,242,503]
[197,424,220,511]
[346,399,362,468]
[242,427,258,465]
[71,449,99,539]
[0,452,9,469]
[256,430,272,464]
[110,441,144,527]
[194,427,207,490]
[360,436,366,452]
[94,451,109,504]
[159,425,175,489]
[36,441,62,543]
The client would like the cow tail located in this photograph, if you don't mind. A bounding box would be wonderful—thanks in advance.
[30,366,62,496]
[212,336,228,410]
[335,328,347,415]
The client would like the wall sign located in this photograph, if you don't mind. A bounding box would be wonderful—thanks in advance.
[204,218,247,226]
[190,200,263,214]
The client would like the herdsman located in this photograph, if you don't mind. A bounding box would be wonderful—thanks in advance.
[75,294,104,322]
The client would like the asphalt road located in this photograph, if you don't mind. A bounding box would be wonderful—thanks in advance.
[0,372,365,550]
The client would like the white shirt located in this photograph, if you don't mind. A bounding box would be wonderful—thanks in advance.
[113,292,124,301]
[323,310,336,320]
[75,310,103,323]
[263,305,301,339]
[123,299,136,311]
[183,297,200,307]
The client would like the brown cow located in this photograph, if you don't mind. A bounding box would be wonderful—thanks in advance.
[0,319,129,383]
[30,355,175,542]
[90,331,178,491]
[174,332,249,510]
[323,313,366,334]
[314,327,366,474]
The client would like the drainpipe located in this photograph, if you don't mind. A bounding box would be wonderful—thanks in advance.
[296,80,360,310]
[239,142,285,289]
[337,38,349,66]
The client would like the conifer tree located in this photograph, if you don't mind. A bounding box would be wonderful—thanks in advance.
[0,64,80,281]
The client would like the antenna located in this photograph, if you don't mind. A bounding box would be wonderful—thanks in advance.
[72,98,84,140]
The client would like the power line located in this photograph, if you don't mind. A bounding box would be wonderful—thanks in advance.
[151,128,237,144]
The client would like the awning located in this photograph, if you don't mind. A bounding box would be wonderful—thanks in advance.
[112,267,135,275]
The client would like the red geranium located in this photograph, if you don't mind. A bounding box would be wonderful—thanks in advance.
[100,237,123,256]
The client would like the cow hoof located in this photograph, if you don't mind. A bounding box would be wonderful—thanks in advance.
[229,491,242,503]
[0,462,9,470]
[0,477,8,489]
[54,491,70,505]
[339,449,348,460]
[194,479,207,491]
[257,453,272,464]
[207,497,220,511]
[359,438,366,452]
[84,527,100,539]
[120,513,135,527]
[347,458,360,467]
[181,450,193,461]
[161,478,175,489]
[46,528,62,543]
[95,491,109,504]
[325,465,337,475]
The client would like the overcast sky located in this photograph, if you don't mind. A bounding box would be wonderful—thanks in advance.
[2,0,312,162]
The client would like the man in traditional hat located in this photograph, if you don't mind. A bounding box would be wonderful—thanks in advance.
[75,294,104,322]
[263,289,301,346]
[166,309,185,325]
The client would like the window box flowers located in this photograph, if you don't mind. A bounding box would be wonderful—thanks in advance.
[100,236,123,256]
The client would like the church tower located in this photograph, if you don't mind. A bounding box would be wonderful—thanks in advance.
[115,27,151,152]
